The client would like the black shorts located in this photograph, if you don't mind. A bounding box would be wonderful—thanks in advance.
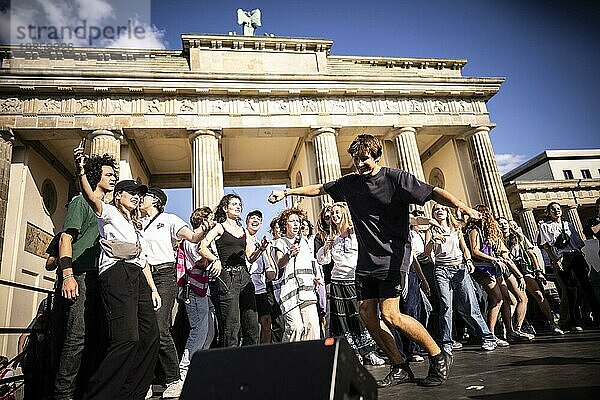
[355,268,402,301]
[256,292,271,317]
[255,284,280,318]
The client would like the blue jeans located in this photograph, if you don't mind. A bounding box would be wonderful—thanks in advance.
[179,292,215,381]
[434,264,495,353]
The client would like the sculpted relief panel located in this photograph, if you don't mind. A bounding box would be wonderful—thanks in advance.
[0,96,483,117]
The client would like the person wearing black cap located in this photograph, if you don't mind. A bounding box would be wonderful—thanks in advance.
[139,187,209,398]
[73,139,161,400]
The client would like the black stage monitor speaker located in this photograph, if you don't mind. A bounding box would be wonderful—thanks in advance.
[180,337,377,400]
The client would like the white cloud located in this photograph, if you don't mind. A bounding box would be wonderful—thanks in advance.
[4,0,167,49]
[104,18,167,49]
[495,153,527,175]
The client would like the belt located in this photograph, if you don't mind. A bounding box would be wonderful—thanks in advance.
[151,262,174,273]
[223,265,247,272]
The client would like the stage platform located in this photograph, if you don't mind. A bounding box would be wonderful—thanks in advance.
[151,330,600,399]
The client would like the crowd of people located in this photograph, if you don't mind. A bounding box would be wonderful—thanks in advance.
[8,134,600,400]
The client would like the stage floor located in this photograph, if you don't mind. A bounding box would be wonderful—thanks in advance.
[372,330,600,400]
[151,330,600,399]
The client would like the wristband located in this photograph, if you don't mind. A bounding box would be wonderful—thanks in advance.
[63,273,74,280]
[59,256,73,270]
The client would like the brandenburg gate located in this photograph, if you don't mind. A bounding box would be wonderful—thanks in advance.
[0,32,510,355]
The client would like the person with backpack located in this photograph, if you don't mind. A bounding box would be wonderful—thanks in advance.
[74,139,161,400]
[539,201,600,330]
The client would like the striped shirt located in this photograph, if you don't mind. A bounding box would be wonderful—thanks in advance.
[272,236,318,314]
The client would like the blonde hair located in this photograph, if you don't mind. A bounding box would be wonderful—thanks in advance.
[331,203,353,236]
[431,202,462,233]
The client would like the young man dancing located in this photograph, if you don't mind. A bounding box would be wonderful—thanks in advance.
[268,134,480,387]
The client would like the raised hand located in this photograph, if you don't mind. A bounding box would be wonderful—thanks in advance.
[73,137,87,173]
[268,189,285,204]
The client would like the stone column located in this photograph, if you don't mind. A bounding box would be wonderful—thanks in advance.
[190,129,223,210]
[565,205,585,240]
[520,208,538,243]
[467,126,512,218]
[88,129,123,167]
[390,126,425,180]
[0,128,14,264]
[308,127,342,184]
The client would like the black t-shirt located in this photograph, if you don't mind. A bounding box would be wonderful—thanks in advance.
[323,167,434,278]
[585,216,600,241]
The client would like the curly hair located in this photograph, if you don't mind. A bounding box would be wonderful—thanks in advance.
[277,207,307,236]
[269,217,280,237]
[473,204,503,247]
[190,206,212,229]
[84,153,117,189]
[347,134,382,160]
[214,194,242,223]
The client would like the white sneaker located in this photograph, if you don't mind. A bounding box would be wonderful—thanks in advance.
[517,330,535,340]
[495,338,510,347]
[365,351,386,366]
[145,386,153,400]
[552,325,565,335]
[481,341,497,351]
[162,380,183,398]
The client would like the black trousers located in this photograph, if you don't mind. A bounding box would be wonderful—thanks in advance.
[84,262,159,400]
[151,266,180,384]
[557,251,600,325]
[215,267,259,347]
[54,270,106,400]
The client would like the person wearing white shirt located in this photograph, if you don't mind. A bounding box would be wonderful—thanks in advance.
[139,187,207,398]
[317,202,383,365]
[73,139,160,400]
[539,201,600,330]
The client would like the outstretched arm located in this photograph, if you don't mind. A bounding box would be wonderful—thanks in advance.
[268,184,325,204]
[430,187,480,220]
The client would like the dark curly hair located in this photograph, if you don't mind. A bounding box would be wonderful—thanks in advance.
[84,153,117,189]
[277,207,307,236]
[190,206,212,229]
[214,194,242,223]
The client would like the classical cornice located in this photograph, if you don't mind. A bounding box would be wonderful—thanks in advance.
[328,55,467,72]
[181,34,333,54]
[0,45,181,62]
[504,179,600,193]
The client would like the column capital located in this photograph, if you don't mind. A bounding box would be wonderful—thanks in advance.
[86,128,123,141]
[466,125,495,138]
[188,128,222,142]
[384,125,420,140]
[0,127,14,143]
[307,126,338,142]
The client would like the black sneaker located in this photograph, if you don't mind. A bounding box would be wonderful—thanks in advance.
[376,362,414,387]
[421,350,453,387]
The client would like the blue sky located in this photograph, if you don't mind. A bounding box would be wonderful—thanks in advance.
[151,0,599,226]
[1,0,598,229]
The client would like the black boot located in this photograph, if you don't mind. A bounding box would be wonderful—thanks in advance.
[421,350,453,387]
[376,362,414,387]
